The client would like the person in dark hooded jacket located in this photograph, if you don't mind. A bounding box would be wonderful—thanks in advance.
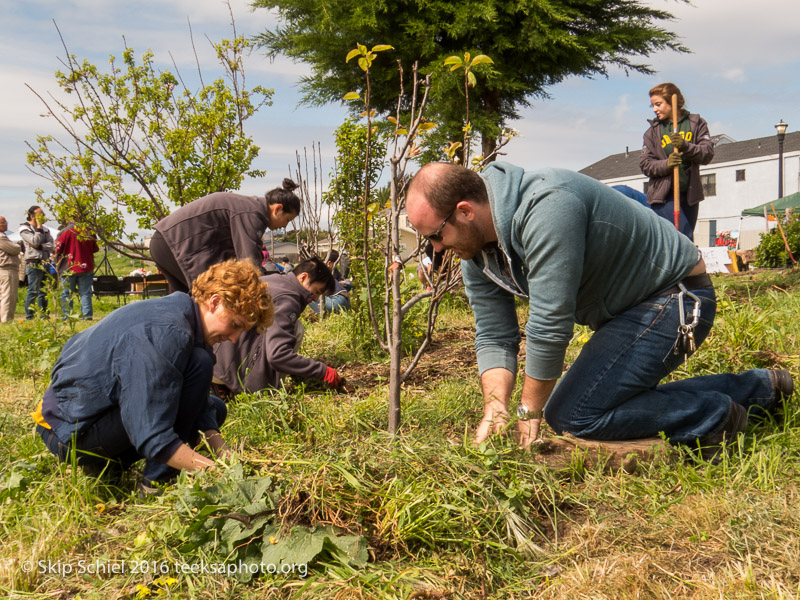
[639,82,715,240]
[214,257,341,394]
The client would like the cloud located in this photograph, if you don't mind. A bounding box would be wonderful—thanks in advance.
[721,69,745,83]
[614,95,632,123]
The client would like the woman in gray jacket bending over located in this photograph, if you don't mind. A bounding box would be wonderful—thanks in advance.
[150,179,301,293]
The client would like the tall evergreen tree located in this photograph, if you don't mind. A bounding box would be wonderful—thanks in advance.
[253,0,689,159]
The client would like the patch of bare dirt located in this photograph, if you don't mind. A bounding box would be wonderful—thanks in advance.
[335,323,479,398]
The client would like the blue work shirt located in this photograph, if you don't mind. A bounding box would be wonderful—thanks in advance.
[43,293,217,461]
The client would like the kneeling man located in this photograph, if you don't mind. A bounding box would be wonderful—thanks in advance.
[33,259,274,486]
[406,162,793,459]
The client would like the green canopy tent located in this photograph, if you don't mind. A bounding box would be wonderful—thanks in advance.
[735,190,800,252]
[741,191,800,217]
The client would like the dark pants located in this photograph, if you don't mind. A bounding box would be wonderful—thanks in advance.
[651,194,699,241]
[544,284,775,444]
[38,348,226,484]
[25,264,48,319]
[149,230,189,294]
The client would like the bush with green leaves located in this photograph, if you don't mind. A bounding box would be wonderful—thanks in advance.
[754,213,800,267]
[323,117,388,359]
[26,33,272,260]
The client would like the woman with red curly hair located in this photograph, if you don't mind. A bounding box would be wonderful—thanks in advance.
[33,259,273,493]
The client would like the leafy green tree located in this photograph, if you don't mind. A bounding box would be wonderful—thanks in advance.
[252,0,689,159]
[323,117,388,357]
[26,32,272,259]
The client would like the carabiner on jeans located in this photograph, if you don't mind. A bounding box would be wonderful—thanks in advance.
[677,282,701,330]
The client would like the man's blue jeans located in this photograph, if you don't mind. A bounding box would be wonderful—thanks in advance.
[544,285,775,444]
[61,271,94,319]
[25,264,48,319]
[309,294,351,315]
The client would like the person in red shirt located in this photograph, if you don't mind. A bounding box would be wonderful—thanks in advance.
[55,222,100,319]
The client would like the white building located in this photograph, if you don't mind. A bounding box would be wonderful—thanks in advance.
[579,130,800,248]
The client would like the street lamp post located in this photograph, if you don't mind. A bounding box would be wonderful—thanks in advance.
[775,120,788,199]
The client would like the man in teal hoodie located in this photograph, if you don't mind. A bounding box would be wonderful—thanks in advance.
[406,162,792,459]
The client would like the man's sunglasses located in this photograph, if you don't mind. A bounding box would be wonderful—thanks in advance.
[421,207,456,242]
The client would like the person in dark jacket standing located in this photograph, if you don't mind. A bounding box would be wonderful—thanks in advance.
[32,259,274,489]
[55,221,100,320]
[639,83,714,240]
[214,257,341,394]
[19,206,55,319]
[149,179,302,293]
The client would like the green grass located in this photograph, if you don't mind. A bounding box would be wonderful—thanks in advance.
[1,269,800,598]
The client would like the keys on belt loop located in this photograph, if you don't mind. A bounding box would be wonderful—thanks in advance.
[675,282,701,356]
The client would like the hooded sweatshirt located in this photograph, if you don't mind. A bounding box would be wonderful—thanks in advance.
[461,162,699,381]
[639,112,714,206]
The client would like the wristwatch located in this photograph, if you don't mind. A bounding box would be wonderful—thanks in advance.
[516,404,543,421]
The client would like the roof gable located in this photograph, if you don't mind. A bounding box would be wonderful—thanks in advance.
[579,130,800,181]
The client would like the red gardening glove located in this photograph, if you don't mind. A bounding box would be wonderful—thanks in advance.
[323,366,342,389]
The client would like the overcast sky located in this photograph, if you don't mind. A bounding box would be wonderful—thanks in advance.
[1,0,798,234]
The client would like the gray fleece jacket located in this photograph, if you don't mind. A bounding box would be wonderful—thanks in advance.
[462,162,699,381]
[153,192,271,284]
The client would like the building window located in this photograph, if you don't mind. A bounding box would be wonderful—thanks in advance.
[701,173,716,197]
[736,169,746,182]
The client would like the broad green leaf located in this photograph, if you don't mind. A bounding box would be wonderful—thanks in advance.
[345,48,361,63]
[342,91,360,100]
[470,54,494,66]
[443,56,462,66]
[260,525,368,568]
[358,57,368,72]
[418,122,437,131]
[467,71,477,87]
[371,44,394,52]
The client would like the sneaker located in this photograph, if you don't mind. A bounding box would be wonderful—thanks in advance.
[697,401,747,462]
[762,369,795,421]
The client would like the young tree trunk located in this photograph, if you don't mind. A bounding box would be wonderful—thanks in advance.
[388,212,403,434]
